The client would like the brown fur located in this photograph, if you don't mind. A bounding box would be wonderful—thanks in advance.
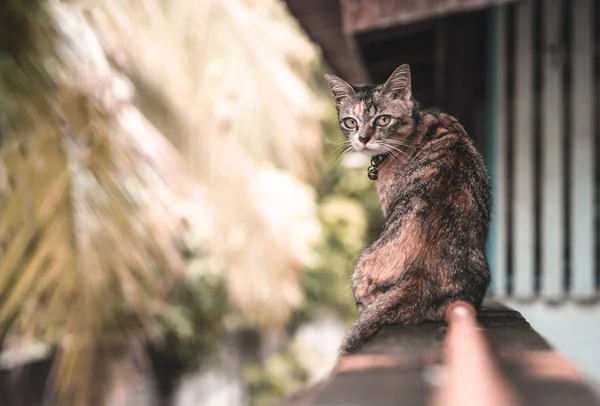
[325,65,491,356]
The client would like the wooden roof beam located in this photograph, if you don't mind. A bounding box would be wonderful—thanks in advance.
[341,0,519,34]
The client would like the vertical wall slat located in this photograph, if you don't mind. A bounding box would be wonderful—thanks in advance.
[570,0,596,299]
[512,0,535,299]
[540,0,565,300]
[490,5,508,298]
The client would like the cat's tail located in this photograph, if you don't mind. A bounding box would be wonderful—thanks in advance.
[338,270,428,358]
[338,303,387,357]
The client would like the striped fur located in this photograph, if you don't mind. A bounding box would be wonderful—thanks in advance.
[326,65,491,356]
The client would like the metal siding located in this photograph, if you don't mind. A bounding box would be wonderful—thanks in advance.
[488,5,509,298]
[540,0,565,300]
[570,0,596,299]
[512,0,536,299]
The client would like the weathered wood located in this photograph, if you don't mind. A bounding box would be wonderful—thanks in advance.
[570,0,596,300]
[284,0,368,85]
[284,302,600,406]
[541,0,566,301]
[341,0,519,34]
[512,0,536,299]
[314,367,428,406]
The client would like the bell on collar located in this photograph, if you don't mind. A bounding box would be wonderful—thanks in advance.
[367,166,379,180]
[371,155,385,166]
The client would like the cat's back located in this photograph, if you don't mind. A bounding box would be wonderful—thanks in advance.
[413,112,479,157]
[403,111,489,191]
[385,111,491,236]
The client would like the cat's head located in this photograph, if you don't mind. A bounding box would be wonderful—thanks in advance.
[325,64,417,156]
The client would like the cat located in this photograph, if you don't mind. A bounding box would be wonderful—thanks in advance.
[325,64,491,356]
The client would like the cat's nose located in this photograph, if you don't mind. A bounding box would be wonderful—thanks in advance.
[358,135,371,145]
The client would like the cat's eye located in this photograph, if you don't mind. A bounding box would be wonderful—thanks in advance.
[374,115,391,126]
[342,117,358,129]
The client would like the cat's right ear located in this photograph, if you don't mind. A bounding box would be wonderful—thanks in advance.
[325,74,355,105]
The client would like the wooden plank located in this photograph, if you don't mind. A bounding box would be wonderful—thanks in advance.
[570,0,596,299]
[341,0,520,34]
[512,0,535,299]
[292,302,600,406]
[284,0,368,84]
[540,0,565,301]
[491,5,509,299]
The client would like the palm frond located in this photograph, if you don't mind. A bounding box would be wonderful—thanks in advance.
[88,0,323,180]
[86,0,326,327]
[0,2,196,403]
[0,0,326,402]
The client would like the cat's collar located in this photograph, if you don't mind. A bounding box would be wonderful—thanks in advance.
[367,111,422,181]
[367,153,390,180]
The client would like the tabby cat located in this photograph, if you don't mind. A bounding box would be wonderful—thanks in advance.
[325,64,491,356]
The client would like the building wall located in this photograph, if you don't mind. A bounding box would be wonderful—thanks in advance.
[489,0,600,387]
[509,301,600,386]
[489,0,599,301]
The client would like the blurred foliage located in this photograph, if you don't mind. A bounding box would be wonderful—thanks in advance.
[245,343,310,406]
[295,102,384,325]
[0,0,205,403]
[155,272,229,366]
[86,0,325,329]
[0,0,324,404]
[246,74,386,405]
[0,0,385,404]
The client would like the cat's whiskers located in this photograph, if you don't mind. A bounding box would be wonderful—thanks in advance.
[381,142,410,160]
[335,143,355,165]
[333,139,351,151]
[369,141,399,161]
[328,138,350,147]
[368,140,403,160]
[333,140,352,157]
[385,139,416,149]
[384,138,415,153]
[381,145,404,163]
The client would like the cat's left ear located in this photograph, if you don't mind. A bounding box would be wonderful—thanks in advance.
[381,64,411,100]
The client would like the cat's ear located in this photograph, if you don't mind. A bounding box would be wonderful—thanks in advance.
[325,74,355,105]
[381,64,411,100]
